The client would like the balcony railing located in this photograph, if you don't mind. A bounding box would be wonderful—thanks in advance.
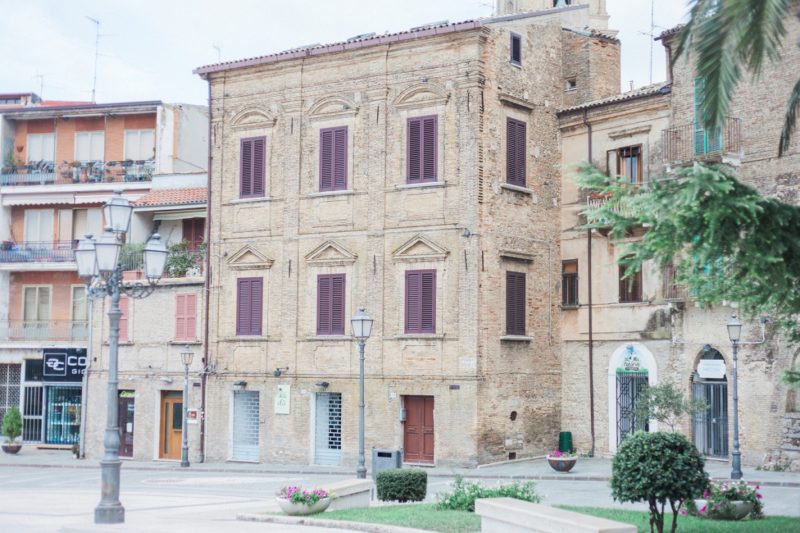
[0,159,155,187]
[662,117,741,166]
[584,191,649,224]
[0,320,88,342]
[121,247,206,278]
[0,241,77,263]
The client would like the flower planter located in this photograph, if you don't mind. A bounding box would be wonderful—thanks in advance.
[276,496,331,516]
[546,456,577,473]
[1,443,21,455]
[694,499,754,520]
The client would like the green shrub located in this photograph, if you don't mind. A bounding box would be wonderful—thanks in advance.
[376,468,427,502]
[611,431,708,533]
[436,475,540,512]
[1,405,22,442]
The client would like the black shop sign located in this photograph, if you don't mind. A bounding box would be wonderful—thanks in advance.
[42,349,88,382]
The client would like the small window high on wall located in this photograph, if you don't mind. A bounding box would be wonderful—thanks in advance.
[510,33,522,66]
[562,260,578,307]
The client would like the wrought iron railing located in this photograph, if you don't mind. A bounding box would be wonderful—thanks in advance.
[662,117,741,166]
[120,247,206,277]
[0,320,88,342]
[0,241,77,263]
[584,191,650,224]
[0,159,155,187]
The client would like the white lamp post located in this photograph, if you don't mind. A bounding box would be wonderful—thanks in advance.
[350,307,373,479]
[80,192,167,525]
[727,313,743,480]
[180,346,194,468]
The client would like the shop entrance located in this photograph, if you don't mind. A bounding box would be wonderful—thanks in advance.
[159,391,182,460]
[118,392,135,458]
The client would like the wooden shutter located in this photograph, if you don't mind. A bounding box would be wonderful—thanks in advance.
[407,118,422,183]
[317,275,331,335]
[319,129,333,191]
[506,271,526,335]
[175,294,186,340]
[405,270,435,334]
[331,274,345,334]
[407,116,437,183]
[334,127,347,190]
[182,218,205,251]
[118,296,129,342]
[240,139,253,197]
[240,137,266,198]
[237,277,263,336]
[249,278,263,335]
[318,274,346,335]
[252,137,266,196]
[319,127,348,192]
[175,294,197,341]
[606,149,619,177]
[506,118,526,186]
[422,116,437,182]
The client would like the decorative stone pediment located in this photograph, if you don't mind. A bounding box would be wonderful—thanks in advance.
[305,240,357,266]
[230,107,277,130]
[392,235,449,262]
[308,95,358,120]
[393,83,450,110]
[227,245,274,270]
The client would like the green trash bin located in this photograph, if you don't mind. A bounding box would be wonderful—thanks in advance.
[558,431,573,453]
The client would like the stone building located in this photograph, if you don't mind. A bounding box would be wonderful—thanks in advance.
[557,18,800,469]
[194,0,618,467]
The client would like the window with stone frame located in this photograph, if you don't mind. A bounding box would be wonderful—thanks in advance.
[619,258,643,303]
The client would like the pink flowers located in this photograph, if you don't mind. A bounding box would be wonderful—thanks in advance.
[277,485,331,507]
[699,505,707,515]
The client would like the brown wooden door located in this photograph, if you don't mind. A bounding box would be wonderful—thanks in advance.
[159,391,183,460]
[403,395,434,464]
[118,393,135,458]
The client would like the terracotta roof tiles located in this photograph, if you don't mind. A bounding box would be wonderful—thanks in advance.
[134,187,207,207]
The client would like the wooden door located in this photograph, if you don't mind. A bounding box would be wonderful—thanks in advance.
[159,391,182,460]
[403,396,434,464]
[118,393,135,458]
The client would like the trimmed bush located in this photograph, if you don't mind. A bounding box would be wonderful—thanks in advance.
[436,475,540,512]
[611,431,708,533]
[1,405,22,442]
[376,468,427,502]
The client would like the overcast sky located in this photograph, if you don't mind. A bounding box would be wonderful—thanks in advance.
[0,0,686,105]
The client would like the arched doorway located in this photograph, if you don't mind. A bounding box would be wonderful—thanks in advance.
[692,346,729,458]
[608,343,657,452]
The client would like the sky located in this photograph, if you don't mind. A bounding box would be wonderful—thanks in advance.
[0,0,687,106]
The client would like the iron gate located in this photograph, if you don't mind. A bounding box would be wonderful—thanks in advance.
[693,380,729,457]
[232,391,260,462]
[616,371,649,445]
[314,392,342,465]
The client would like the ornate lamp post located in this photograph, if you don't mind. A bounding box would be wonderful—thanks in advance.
[78,190,168,524]
[180,345,195,468]
[726,314,743,480]
[350,307,373,479]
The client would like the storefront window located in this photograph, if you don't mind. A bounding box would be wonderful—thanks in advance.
[44,386,81,444]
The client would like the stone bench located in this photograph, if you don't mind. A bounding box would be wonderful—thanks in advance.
[475,497,636,533]
[322,478,373,511]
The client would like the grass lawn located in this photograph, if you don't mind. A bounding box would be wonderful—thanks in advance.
[561,506,800,532]
[321,503,480,533]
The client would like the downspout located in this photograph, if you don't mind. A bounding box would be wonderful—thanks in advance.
[78,297,94,458]
[199,78,213,463]
[582,108,596,457]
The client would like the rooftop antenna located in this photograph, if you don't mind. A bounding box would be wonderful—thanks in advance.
[212,43,222,62]
[86,16,101,102]
[35,72,45,98]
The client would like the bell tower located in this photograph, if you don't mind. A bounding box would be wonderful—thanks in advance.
[495,0,610,32]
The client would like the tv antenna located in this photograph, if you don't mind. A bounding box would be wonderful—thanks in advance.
[86,16,101,102]
[212,43,222,62]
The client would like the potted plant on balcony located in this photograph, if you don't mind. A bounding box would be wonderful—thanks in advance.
[1,405,23,454]
[275,485,333,516]
[546,448,578,473]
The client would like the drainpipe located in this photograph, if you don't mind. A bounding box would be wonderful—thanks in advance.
[199,79,213,463]
[79,297,94,458]
[582,109,596,457]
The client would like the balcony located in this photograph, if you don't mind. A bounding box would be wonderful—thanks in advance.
[662,117,742,167]
[0,320,88,342]
[120,245,206,278]
[584,191,649,224]
[0,241,76,263]
[0,159,155,187]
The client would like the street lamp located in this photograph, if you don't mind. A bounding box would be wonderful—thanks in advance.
[350,307,373,479]
[80,192,168,525]
[180,345,195,468]
[727,314,743,480]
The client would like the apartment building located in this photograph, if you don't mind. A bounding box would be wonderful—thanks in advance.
[557,19,800,469]
[0,99,207,450]
[195,0,617,467]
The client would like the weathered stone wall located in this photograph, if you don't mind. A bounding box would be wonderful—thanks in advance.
[561,30,620,109]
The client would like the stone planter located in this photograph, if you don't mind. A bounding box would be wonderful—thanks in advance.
[546,455,577,473]
[694,499,754,520]
[1,443,21,455]
[276,497,331,516]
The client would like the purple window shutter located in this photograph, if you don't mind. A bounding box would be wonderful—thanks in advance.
[506,119,526,186]
[240,139,253,197]
[405,271,421,333]
[516,121,526,186]
[422,116,437,182]
[407,118,421,183]
[506,271,526,335]
[320,127,347,192]
[334,127,347,190]
[319,129,333,191]
[236,278,250,335]
[250,278,263,335]
[317,275,331,334]
[252,137,266,197]
[331,274,345,334]
[420,270,435,332]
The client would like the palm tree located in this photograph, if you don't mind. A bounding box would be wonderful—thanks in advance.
[676,0,798,155]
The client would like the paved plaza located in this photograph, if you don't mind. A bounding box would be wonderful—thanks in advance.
[0,449,798,532]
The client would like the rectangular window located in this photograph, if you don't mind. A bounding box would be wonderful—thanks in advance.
[506,118,526,186]
[175,293,198,341]
[75,131,105,162]
[405,270,436,334]
[317,274,346,335]
[119,296,130,342]
[27,133,55,162]
[562,260,578,307]
[24,209,54,244]
[506,271,526,335]
[619,260,643,303]
[124,129,155,160]
[23,286,50,324]
[319,126,348,191]
[618,146,642,184]
[182,218,205,252]
[407,116,437,184]
[236,277,263,336]
[510,33,522,65]
[239,137,266,198]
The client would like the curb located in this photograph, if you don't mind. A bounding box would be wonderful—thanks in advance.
[237,513,431,533]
